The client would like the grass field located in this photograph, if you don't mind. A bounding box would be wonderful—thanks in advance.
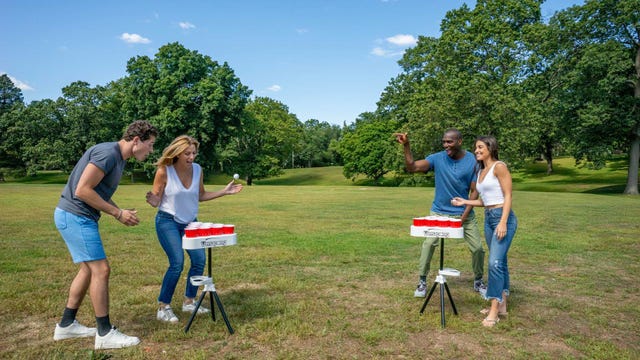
[0,162,638,359]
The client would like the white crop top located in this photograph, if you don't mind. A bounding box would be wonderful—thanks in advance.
[475,162,505,206]
[158,163,201,224]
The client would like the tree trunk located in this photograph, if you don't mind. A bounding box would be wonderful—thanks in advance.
[624,45,640,195]
[247,174,253,186]
[543,141,554,175]
[623,124,639,195]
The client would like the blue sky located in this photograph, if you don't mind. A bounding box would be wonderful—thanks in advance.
[1,0,581,125]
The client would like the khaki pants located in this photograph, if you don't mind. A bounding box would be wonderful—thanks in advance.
[418,211,485,281]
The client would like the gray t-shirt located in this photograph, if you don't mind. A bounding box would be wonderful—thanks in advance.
[57,142,125,221]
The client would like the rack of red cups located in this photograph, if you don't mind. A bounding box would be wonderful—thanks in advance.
[185,222,235,237]
[182,222,237,250]
[410,216,464,238]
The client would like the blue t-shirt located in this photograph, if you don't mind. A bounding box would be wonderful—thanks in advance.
[425,150,477,215]
[57,142,125,221]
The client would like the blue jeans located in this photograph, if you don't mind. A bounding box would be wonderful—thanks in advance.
[156,211,205,304]
[484,207,517,302]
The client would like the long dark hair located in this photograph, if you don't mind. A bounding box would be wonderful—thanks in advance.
[475,135,500,170]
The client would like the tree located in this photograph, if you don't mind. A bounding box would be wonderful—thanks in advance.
[0,74,24,114]
[378,0,546,172]
[219,97,303,185]
[297,119,342,167]
[550,0,640,194]
[338,113,398,183]
[3,99,65,175]
[120,42,252,175]
[0,75,25,169]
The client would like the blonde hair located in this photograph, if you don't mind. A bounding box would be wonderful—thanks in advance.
[155,135,200,167]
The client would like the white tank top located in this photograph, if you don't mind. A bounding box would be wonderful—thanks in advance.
[476,162,505,206]
[158,163,201,224]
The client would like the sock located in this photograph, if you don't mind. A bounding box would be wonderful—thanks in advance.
[419,276,427,283]
[59,307,78,327]
[96,315,112,336]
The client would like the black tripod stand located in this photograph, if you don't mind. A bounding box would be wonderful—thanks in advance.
[184,247,234,334]
[419,237,459,328]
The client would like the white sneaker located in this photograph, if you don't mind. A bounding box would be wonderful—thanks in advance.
[182,302,210,314]
[414,280,427,298]
[157,305,179,323]
[53,320,97,340]
[95,327,140,349]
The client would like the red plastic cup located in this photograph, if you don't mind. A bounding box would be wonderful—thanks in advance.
[199,224,212,237]
[434,216,447,227]
[185,228,198,238]
[450,219,462,228]
[211,224,224,235]
[425,216,437,227]
[222,224,235,234]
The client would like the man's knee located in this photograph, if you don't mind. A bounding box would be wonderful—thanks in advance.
[87,260,111,278]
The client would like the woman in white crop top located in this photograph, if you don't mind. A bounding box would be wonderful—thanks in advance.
[451,135,517,328]
[146,135,243,323]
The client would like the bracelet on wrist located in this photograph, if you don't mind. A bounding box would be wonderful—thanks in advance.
[116,209,123,220]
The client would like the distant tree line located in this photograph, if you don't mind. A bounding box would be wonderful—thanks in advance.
[1,0,638,194]
[0,43,342,185]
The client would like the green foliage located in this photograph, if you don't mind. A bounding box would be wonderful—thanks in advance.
[0,74,24,113]
[120,42,252,175]
[218,97,303,184]
[338,113,399,182]
[296,119,342,167]
[371,0,640,193]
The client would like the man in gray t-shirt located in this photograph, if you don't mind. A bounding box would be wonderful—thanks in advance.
[53,120,157,350]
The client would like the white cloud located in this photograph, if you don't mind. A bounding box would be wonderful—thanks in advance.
[1,72,34,91]
[371,47,388,56]
[296,28,309,34]
[386,34,417,46]
[267,85,282,92]
[119,33,151,44]
[371,33,417,57]
[179,21,195,30]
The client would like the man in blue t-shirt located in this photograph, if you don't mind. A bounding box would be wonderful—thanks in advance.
[395,129,486,297]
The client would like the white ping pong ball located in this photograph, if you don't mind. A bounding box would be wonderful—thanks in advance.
[233,174,240,180]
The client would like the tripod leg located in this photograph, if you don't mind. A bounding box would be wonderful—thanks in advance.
[440,281,446,328]
[420,281,439,314]
[184,291,207,333]
[209,290,216,321]
[212,291,235,334]
[444,282,458,315]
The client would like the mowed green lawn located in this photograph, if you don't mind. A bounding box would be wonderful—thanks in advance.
[0,163,638,359]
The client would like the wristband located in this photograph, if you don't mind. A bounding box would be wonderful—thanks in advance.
[116,209,123,220]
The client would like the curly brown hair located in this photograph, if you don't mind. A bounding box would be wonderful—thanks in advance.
[122,120,158,142]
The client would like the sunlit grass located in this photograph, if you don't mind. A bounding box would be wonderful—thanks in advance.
[0,181,638,359]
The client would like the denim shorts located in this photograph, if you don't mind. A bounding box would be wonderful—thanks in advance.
[54,207,105,263]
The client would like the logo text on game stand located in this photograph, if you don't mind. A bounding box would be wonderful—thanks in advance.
[424,230,453,238]
[199,238,228,248]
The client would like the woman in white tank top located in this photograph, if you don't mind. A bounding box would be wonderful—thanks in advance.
[145,135,243,323]
[451,135,518,328]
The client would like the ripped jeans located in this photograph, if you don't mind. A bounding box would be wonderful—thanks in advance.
[484,207,517,302]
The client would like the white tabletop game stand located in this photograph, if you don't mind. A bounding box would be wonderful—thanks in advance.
[411,217,464,328]
[182,231,237,334]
